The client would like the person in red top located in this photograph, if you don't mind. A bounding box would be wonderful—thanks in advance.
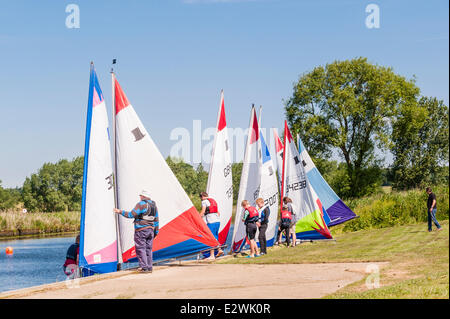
[241,200,260,258]
[63,234,80,278]
[279,206,292,247]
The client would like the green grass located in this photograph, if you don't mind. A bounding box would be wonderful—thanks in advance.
[217,220,449,298]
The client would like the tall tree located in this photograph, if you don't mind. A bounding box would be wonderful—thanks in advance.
[285,57,420,197]
[391,97,449,189]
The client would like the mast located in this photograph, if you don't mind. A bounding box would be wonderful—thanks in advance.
[111,60,123,267]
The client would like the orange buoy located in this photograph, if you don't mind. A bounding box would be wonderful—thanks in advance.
[5,247,13,255]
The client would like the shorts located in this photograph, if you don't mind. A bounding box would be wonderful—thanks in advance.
[207,222,220,240]
[246,222,257,240]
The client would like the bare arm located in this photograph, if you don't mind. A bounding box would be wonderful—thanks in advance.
[430,199,436,211]
[200,205,206,217]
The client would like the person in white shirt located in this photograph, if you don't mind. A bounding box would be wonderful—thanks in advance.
[199,192,224,260]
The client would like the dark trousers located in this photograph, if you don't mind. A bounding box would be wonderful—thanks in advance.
[134,227,154,270]
[280,225,290,246]
[258,223,268,253]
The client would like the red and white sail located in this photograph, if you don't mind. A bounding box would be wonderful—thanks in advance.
[206,90,233,245]
[231,106,261,253]
[113,74,219,262]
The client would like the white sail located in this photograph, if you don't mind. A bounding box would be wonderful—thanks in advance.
[257,129,279,247]
[113,74,219,262]
[79,63,117,274]
[281,121,332,240]
[206,90,233,245]
[231,106,261,253]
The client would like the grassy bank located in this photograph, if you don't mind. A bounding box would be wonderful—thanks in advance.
[341,185,449,232]
[0,210,80,238]
[217,221,449,298]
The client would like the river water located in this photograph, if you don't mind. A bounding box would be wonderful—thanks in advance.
[0,226,235,294]
[0,235,77,293]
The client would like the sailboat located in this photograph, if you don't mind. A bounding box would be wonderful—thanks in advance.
[112,72,220,263]
[256,116,279,248]
[296,134,356,226]
[231,106,261,253]
[281,121,332,241]
[78,63,118,275]
[206,90,233,246]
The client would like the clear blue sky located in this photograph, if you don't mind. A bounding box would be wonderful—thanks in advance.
[0,0,448,188]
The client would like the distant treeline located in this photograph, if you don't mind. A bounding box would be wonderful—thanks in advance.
[0,157,243,213]
[1,57,449,212]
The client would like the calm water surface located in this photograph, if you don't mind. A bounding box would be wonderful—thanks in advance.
[0,225,235,293]
[0,235,77,293]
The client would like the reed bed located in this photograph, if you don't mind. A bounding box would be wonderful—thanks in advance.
[0,210,80,237]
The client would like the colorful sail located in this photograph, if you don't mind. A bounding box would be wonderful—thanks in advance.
[79,63,117,274]
[281,121,332,240]
[206,90,233,246]
[297,135,356,226]
[113,74,219,262]
[231,106,261,253]
[257,128,279,247]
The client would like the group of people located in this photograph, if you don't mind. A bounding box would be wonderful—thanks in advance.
[64,187,443,276]
[239,196,298,258]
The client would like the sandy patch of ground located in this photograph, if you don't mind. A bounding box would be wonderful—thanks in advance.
[0,261,388,299]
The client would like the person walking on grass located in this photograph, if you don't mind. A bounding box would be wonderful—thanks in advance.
[199,192,224,260]
[426,187,442,232]
[255,197,270,255]
[114,189,159,273]
[241,200,260,258]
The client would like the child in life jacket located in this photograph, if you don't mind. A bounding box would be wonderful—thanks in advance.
[241,200,260,258]
[279,206,292,247]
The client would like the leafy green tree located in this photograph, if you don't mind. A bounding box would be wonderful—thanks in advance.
[22,157,83,212]
[285,57,420,198]
[232,162,243,204]
[391,97,449,189]
[0,181,21,210]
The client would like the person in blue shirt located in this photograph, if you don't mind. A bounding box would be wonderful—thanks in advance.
[114,189,159,273]
[256,198,270,255]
